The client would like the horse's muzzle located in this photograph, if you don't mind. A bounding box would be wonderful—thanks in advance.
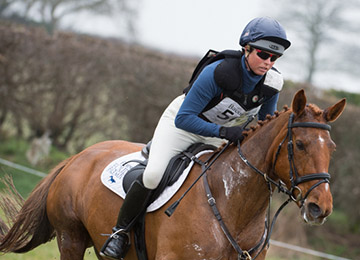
[301,201,331,225]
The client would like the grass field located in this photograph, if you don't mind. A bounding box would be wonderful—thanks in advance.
[0,240,98,259]
[0,239,302,260]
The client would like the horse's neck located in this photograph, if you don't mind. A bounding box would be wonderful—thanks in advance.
[243,113,289,174]
[207,113,288,230]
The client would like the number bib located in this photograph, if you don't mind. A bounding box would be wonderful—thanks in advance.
[202,97,260,125]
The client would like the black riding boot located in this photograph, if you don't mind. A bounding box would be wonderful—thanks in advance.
[100,180,152,260]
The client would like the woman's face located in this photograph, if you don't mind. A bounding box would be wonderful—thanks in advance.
[245,46,279,75]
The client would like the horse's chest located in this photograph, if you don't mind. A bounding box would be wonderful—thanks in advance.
[170,221,235,259]
[220,162,253,200]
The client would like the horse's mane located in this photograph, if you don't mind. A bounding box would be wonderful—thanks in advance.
[215,103,323,150]
[242,105,290,139]
[242,103,323,139]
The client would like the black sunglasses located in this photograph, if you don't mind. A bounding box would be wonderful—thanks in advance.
[252,47,281,62]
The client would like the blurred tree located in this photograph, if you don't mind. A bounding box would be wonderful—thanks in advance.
[0,0,14,16]
[0,0,140,35]
[0,22,194,151]
[264,0,360,85]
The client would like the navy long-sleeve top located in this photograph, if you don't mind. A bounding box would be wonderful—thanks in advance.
[175,55,279,138]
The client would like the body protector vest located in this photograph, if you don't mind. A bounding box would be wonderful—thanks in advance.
[184,49,283,126]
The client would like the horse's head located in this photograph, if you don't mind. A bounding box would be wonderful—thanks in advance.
[273,89,346,225]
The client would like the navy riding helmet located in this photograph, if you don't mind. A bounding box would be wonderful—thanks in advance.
[240,17,291,55]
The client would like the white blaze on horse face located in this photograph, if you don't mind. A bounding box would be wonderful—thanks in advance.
[318,135,326,147]
[318,131,332,148]
[324,183,329,192]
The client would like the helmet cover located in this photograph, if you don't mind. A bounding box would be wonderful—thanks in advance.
[240,17,291,55]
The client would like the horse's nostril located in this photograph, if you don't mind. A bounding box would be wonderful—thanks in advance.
[308,202,322,218]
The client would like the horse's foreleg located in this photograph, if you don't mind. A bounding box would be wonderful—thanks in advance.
[55,229,90,260]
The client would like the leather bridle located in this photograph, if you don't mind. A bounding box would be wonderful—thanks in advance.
[234,112,332,259]
[271,112,331,206]
[238,112,331,205]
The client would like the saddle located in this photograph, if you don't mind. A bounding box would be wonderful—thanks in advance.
[126,141,216,260]
[123,141,215,202]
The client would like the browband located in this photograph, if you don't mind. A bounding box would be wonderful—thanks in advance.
[290,122,331,131]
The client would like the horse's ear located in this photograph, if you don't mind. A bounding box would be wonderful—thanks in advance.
[323,98,346,122]
[291,89,307,116]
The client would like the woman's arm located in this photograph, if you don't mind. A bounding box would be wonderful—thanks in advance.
[175,61,223,137]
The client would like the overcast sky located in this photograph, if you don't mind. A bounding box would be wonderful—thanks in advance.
[64,0,359,94]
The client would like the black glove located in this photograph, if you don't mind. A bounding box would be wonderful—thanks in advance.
[219,126,244,143]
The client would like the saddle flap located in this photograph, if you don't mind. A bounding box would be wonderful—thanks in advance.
[123,161,147,193]
[101,143,215,212]
[123,143,216,198]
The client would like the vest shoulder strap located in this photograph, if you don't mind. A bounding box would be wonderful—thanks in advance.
[214,55,243,92]
[183,49,242,94]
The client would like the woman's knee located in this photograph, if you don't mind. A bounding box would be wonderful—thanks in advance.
[142,172,162,189]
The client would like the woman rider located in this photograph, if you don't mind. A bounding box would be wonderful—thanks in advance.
[101,16,291,259]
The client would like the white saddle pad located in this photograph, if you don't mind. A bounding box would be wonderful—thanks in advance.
[101,150,212,212]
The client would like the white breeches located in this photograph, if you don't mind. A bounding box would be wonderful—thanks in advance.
[142,94,225,189]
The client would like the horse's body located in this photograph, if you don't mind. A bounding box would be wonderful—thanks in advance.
[0,90,346,260]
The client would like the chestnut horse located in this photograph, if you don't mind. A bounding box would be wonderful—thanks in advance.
[0,90,346,260]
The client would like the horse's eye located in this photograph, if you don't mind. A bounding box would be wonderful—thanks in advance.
[296,140,305,151]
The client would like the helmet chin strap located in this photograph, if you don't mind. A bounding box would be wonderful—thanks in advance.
[244,53,259,76]
[243,46,259,76]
